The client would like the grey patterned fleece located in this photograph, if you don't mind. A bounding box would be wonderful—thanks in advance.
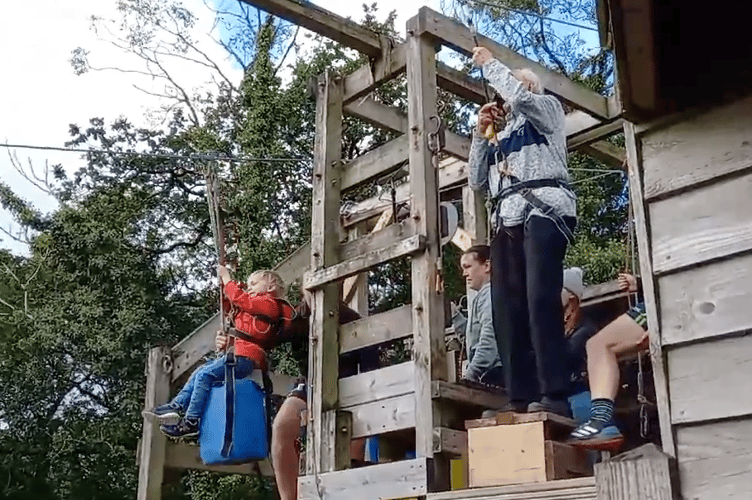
[468,59,576,231]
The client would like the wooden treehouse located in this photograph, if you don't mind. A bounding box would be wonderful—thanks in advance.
[138,0,752,499]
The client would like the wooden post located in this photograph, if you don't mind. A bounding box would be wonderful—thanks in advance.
[307,69,349,475]
[623,122,676,457]
[595,444,678,500]
[462,184,487,246]
[406,12,450,491]
[137,346,171,500]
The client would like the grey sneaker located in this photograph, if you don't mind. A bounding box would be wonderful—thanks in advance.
[528,397,572,418]
[142,402,183,424]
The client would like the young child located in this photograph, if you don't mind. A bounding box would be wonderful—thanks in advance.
[143,265,290,438]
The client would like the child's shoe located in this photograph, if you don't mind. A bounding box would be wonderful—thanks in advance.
[160,418,199,439]
[142,402,183,424]
[568,419,624,450]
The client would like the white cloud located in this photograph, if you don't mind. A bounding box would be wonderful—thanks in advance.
[0,0,437,254]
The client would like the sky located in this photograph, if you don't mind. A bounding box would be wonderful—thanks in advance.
[0,0,440,255]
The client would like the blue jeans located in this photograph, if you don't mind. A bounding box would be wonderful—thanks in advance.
[172,355,256,421]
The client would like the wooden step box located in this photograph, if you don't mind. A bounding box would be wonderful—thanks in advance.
[465,412,593,488]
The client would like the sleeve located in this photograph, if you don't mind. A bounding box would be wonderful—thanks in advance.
[481,59,565,135]
[464,292,501,381]
[468,130,491,192]
[451,311,467,337]
[224,281,281,319]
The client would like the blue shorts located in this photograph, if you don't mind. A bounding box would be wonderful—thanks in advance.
[625,302,648,330]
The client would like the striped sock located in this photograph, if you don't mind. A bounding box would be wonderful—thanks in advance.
[590,398,615,426]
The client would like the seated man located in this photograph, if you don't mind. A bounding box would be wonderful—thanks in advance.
[569,273,648,448]
[450,245,504,387]
[272,292,376,500]
[561,267,599,397]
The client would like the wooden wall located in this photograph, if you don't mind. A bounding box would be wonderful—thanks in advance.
[634,94,752,499]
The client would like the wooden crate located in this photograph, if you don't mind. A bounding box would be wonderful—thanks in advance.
[468,421,592,487]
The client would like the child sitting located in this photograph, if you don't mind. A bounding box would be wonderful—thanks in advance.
[143,265,290,438]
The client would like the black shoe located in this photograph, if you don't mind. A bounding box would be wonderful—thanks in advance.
[160,418,199,439]
[142,402,182,423]
[528,397,572,418]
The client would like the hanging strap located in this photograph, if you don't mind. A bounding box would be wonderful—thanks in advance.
[261,369,274,454]
[221,351,237,458]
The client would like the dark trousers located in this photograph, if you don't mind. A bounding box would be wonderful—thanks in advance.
[490,215,575,403]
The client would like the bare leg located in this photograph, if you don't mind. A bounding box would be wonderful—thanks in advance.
[586,314,649,400]
[272,396,307,500]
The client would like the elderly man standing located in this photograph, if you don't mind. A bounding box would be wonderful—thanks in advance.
[468,47,577,417]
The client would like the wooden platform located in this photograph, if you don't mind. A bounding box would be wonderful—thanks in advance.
[427,477,597,500]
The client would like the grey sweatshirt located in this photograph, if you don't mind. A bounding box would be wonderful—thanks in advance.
[468,59,576,230]
[451,282,502,381]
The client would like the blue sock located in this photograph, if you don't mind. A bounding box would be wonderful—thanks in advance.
[590,398,615,427]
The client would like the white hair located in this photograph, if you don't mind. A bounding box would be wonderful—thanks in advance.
[513,68,544,94]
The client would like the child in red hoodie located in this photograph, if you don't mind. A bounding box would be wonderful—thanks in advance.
[144,265,291,438]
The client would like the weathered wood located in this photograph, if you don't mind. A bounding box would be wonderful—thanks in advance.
[465,411,576,434]
[164,442,274,476]
[659,253,752,346]
[321,410,351,472]
[307,69,343,475]
[462,184,487,245]
[594,444,676,500]
[641,95,752,201]
[304,234,426,289]
[340,304,413,354]
[675,418,752,499]
[340,217,411,262]
[239,0,382,57]
[342,223,371,311]
[431,381,507,410]
[406,24,447,463]
[568,118,625,149]
[137,347,171,500]
[414,7,610,119]
[348,393,415,439]
[343,42,407,104]
[580,141,627,169]
[433,427,468,456]
[426,477,597,500]
[340,135,409,192]
[668,334,752,424]
[338,361,414,408]
[650,171,752,275]
[624,122,676,457]
[273,240,310,287]
[171,313,221,381]
[581,279,627,307]
[298,457,428,500]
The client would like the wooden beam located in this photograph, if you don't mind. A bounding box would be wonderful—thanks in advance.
[343,42,407,104]
[580,141,627,169]
[164,442,274,476]
[341,135,409,192]
[433,428,467,456]
[298,457,428,500]
[273,240,310,287]
[322,410,352,472]
[171,313,221,381]
[623,122,676,457]
[307,69,344,475]
[338,361,415,408]
[340,304,413,354]
[348,393,416,439]
[431,381,508,410]
[137,347,171,500]
[425,477,597,500]
[568,118,625,149]
[238,0,382,57]
[414,7,610,119]
[304,234,426,290]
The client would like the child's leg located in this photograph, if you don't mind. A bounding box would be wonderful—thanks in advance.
[171,364,203,410]
[184,356,228,422]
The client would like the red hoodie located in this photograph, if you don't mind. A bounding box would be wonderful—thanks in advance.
[222,281,292,371]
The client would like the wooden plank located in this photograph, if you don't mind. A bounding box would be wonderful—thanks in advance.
[675,418,752,500]
[433,427,467,456]
[623,122,676,457]
[238,0,382,57]
[660,253,752,346]
[431,381,507,410]
[426,477,597,500]
[340,217,411,262]
[462,184,487,245]
[580,141,627,169]
[348,393,415,439]
[465,411,576,433]
[406,23,447,464]
[338,361,415,408]
[137,347,171,500]
[340,135,409,192]
[273,240,310,287]
[642,94,752,200]
[414,7,610,119]
[304,234,426,289]
[568,118,625,149]
[594,444,675,500]
[650,172,752,274]
[340,304,412,354]
[298,457,428,500]
[171,313,221,381]
[668,334,752,424]
[343,42,407,104]
[164,442,274,476]
[307,69,343,475]
[322,410,351,472]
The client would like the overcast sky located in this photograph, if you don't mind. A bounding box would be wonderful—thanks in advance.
[0,0,444,255]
